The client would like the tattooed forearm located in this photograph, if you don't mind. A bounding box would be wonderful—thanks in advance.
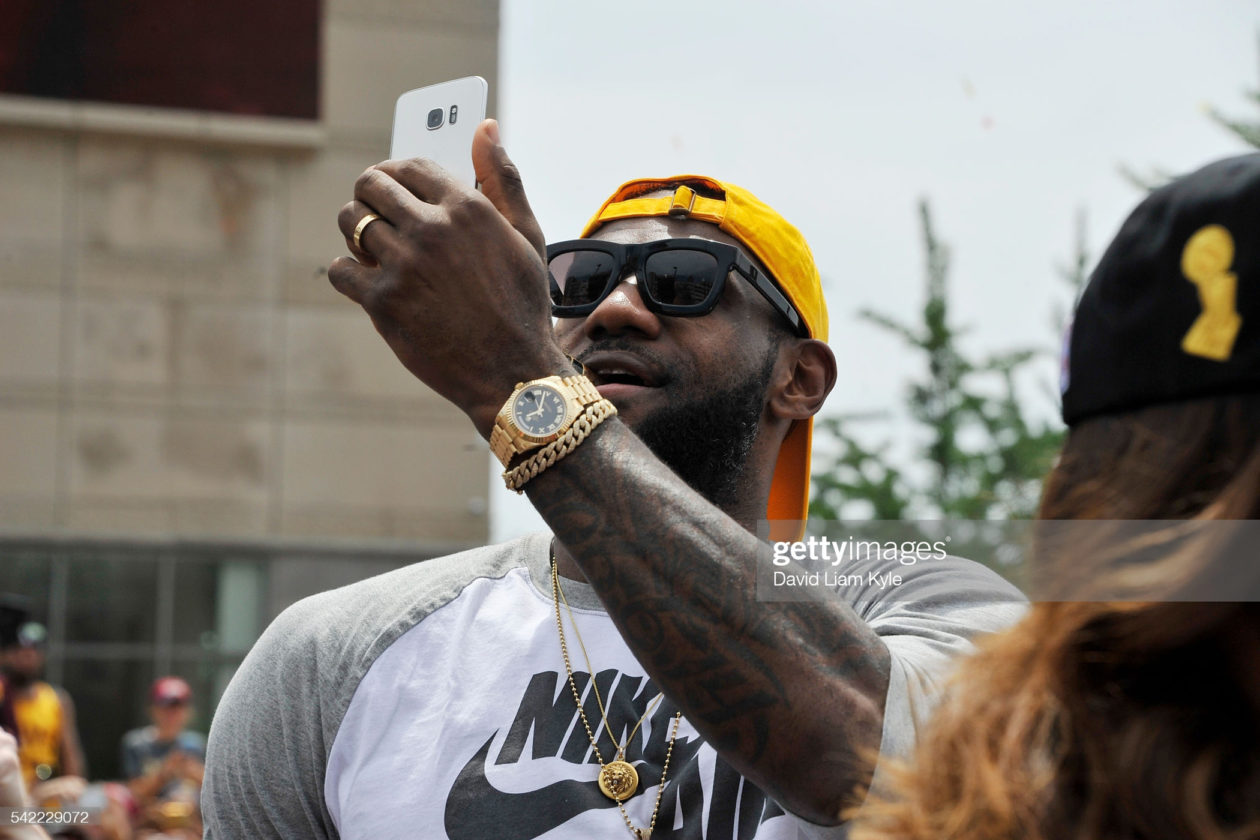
[525,419,892,824]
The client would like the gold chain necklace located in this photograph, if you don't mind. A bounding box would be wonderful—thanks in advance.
[551,553,683,840]
[557,574,666,791]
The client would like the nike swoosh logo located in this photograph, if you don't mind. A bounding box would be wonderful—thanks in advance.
[444,733,630,840]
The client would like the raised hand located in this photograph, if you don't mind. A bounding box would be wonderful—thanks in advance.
[328,119,570,436]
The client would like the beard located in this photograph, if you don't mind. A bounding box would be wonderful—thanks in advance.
[631,346,779,510]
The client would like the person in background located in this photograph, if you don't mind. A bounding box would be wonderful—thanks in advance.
[120,678,203,839]
[0,620,86,791]
[0,730,50,840]
[0,600,27,740]
[851,153,1260,840]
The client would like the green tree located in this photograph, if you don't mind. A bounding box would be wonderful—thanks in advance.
[810,200,1078,522]
[809,416,911,520]
[1206,32,1260,149]
[813,35,1255,525]
[1122,33,1259,188]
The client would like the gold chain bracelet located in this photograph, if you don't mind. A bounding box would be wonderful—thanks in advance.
[502,398,616,492]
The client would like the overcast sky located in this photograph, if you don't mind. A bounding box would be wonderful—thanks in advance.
[489,0,1259,541]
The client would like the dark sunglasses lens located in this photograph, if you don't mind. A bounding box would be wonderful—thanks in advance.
[549,250,618,309]
[643,249,720,308]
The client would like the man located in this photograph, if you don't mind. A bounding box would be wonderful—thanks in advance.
[203,121,1024,839]
[0,619,85,791]
[121,676,205,834]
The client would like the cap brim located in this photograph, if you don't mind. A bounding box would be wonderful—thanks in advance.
[767,418,811,541]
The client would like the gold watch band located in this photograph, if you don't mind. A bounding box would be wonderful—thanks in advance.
[564,374,602,407]
[489,423,516,467]
[503,397,617,491]
[490,374,602,467]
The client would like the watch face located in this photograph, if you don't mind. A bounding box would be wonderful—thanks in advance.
[512,384,569,437]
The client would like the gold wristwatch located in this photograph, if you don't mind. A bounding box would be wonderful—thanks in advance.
[490,374,602,467]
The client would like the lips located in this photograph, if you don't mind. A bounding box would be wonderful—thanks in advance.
[578,350,667,398]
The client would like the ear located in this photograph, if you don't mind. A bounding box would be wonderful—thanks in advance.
[769,339,836,421]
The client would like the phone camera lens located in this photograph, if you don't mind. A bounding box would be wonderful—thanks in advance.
[426,108,444,130]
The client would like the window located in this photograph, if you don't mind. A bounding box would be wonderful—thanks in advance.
[0,1,319,119]
[0,542,265,778]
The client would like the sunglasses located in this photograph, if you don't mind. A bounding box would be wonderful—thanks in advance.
[546,239,805,335]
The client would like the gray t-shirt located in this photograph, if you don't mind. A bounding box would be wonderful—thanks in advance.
[202,532,1024,839]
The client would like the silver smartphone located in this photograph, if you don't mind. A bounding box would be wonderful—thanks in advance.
[390,76,488,188]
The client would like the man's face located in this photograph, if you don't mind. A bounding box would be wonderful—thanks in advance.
[552,213,788,505]
[152,701,192,737]
[0,645,44,682]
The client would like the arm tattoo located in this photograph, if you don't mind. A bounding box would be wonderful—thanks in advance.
[525,419,892,821]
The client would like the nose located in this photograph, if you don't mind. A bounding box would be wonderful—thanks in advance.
[576,271,662,341]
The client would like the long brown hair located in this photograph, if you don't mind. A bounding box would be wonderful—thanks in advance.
[852,395,1260,840]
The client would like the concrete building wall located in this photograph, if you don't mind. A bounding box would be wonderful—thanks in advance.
[0,0,499,549]
[0,1,501,778]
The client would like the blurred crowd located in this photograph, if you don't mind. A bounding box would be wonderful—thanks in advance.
[0,600,203,840]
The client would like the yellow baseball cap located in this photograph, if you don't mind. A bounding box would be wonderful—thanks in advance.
[580,175,828,534]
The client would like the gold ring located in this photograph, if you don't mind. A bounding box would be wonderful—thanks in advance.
[352,213,382,250]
